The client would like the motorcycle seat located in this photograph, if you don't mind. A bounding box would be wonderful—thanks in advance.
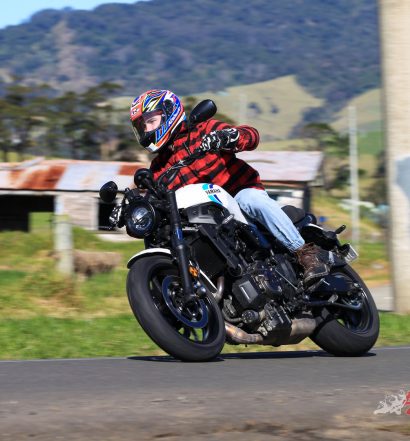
[241,205,306,228]
[281,205,306,224]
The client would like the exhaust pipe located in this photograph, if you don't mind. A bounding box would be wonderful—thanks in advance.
[225,322,263,344]
[214,276,224,303]
[279,317,318,345]
[225,317,318,346]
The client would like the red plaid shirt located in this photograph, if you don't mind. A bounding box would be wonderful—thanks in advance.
[150,119,264,196]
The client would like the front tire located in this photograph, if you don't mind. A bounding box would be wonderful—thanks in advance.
[127,255,225,362]
[310,265,380,356]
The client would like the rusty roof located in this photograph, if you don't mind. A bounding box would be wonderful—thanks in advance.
[237,151,323,183]
[0,151,323,192]
[0,157,148,191]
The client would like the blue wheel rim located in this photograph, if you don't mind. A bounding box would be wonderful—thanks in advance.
[161,275,208,329]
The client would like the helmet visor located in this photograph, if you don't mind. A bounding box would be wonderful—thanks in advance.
[132,109,164,140]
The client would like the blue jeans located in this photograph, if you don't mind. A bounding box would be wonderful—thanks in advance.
[235,188,305,252]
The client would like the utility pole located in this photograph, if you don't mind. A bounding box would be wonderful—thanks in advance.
[238,93,247,125]
[348,105,360,250]
[379,0,410,313]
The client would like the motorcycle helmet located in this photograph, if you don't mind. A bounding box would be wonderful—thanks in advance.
[130,89,186,153]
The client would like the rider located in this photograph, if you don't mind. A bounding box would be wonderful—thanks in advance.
[130,89,329,285]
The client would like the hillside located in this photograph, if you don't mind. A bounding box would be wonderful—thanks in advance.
[112,75,324,141]
[0,0,380,113]
[332,88,382,134]
[113,77,384,143]
[193,76,324,141]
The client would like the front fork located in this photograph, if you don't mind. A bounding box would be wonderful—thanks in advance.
[166,190,198,305]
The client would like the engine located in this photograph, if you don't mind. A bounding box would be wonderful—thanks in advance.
[181,198,300,337]
[224,259,297,336]
[231,261,283,310]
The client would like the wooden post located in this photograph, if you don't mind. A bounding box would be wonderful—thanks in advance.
[379,0,410,312]
[54,196,74,275]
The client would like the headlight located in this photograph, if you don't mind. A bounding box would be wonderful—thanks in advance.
[125,201,156,238]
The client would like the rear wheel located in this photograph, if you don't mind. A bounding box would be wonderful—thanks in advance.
[310,265,379,356]
[127,255,225,362]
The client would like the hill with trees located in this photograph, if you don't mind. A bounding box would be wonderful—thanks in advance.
[0,0,380,115]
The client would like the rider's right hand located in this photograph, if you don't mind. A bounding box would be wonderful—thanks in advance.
[200,128,239,152]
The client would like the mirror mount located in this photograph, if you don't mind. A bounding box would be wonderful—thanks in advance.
[188,99,217,129]
[134,168,160,197]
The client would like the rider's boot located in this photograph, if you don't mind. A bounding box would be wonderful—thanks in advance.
[295,243,330,286]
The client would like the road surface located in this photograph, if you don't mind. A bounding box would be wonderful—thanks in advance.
[1,346,409,440]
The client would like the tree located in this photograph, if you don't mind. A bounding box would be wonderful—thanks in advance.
[366,150,387,205]
[0,80,49,161]
[299,122,350,192]
[41,82,124,160]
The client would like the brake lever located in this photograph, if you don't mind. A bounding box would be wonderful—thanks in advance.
[109,203,123,228]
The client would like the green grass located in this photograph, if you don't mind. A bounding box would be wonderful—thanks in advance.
[0,206,404,361]
[358,131,383,156]
[0,224,144,318]
[30,212,54,231]
[311,192,390,284]
[0,312,408,360]
[378,312,410,347]
[0,315,161,360]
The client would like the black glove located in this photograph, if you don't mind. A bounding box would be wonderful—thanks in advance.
[200,128,240,152]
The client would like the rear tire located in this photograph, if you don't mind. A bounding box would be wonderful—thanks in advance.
[127,255,225,362]
[310,265,379,356]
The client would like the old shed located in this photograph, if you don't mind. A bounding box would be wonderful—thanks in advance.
[0,158,145,231]
[0,151,323,232]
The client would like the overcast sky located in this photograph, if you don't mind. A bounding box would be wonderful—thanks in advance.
[0,1,141,29]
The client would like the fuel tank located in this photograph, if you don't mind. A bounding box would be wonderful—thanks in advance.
[175,183,248,224]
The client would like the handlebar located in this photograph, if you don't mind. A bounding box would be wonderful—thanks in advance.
[107,145,217,229]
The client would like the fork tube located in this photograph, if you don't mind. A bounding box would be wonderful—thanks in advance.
[166,190,195,303]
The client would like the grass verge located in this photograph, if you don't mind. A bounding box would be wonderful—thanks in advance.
[0,312,408,360]
[0,210,403,361]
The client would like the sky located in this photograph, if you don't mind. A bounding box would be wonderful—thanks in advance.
[0,1,140,29]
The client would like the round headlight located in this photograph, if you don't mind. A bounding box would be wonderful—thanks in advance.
[126,202,156,238]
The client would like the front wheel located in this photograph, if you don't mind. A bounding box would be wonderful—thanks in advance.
[127,255,225,362]
[310,265,380,356]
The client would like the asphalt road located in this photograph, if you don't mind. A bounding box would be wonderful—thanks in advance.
[1,347,409,440]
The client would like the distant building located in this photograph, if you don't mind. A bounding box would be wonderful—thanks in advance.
[0,152,323,232]
[237,151,323,211]
[0,158,145,231]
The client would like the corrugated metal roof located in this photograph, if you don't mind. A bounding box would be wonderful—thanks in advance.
[237,151,323,182]
[0,158,147,191]
[0,151,323,191]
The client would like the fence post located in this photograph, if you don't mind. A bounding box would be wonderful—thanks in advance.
[54,196,74,275]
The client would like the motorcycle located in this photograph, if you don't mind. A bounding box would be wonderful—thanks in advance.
[99,100,380,362]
